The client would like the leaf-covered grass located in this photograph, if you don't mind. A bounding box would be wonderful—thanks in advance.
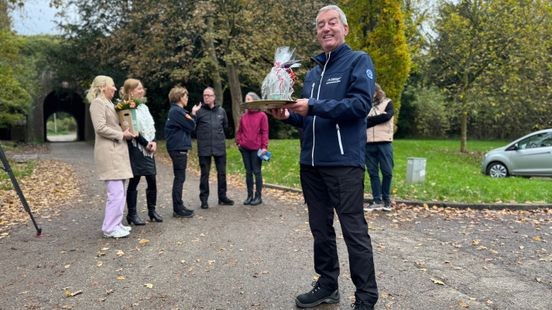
[0,142,37,190]
[223,139,552,204]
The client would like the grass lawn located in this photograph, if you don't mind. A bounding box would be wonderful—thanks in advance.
[222,139,552,204]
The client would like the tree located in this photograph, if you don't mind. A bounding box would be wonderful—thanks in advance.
[341,0,412,123]
[427,0,550,150]
[55,0,329,136]
[470,0,552,139]
[0,1,31,128]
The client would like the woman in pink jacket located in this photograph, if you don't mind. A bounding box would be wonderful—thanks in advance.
[236,92,269,205]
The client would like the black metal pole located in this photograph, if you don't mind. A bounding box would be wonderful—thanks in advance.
[0,143,42,236]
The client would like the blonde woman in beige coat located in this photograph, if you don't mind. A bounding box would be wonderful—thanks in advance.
[88,75,135,238]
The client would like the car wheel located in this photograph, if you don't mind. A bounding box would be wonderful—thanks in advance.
[487,162,508,178]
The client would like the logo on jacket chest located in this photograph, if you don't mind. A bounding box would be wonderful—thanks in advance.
[325,77,342,85]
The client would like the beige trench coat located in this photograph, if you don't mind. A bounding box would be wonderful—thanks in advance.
[89,98,133,181]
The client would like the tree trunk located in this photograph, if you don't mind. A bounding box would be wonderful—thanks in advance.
[204,18,224,106]
[460,110,468,153]
[226,62,242,136]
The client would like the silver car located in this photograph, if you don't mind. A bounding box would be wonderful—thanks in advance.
[481,128,552,178]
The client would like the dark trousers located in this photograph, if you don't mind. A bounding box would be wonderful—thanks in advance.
[127,174,156,193]
[300,165,378,304]
[239,148,263,196]
[169,151,188,212]
[199,154,227,202]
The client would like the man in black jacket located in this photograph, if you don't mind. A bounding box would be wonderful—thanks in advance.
[195,87,234,209]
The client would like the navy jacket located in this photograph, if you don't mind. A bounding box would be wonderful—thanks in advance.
[286,44,376,167]
[164,103,196,152]
[195,104,229,157]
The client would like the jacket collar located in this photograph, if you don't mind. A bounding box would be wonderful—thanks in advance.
[312,43,352,66]
[202,104,218,111]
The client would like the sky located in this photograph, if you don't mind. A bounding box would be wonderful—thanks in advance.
[9,1,441,37]
[10,0,62,35]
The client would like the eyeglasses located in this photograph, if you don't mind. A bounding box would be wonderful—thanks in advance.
[203,94,215,97]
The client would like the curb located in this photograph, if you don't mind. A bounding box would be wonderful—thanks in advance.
[264,183,552,211]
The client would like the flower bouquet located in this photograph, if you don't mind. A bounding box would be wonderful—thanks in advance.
[114,97,146,134]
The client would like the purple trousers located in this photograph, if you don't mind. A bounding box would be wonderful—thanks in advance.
[102,180,126,234]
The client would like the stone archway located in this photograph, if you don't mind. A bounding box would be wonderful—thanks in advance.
[43,89,86,142]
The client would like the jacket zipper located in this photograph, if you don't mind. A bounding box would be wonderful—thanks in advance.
[312,52,331,166]
[336,124,344,154]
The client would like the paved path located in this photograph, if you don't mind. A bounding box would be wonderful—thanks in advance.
[0,142,550,309]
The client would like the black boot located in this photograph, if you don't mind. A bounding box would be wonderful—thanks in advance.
[243,195,253,205]
[146,189,163,222]
[250,192,262,206]
[243,187,253,205]
[126,190,145,225]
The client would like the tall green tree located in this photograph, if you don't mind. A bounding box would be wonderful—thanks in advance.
[470,0,552,139]
[56,0,328,133]
[427,0,550,150]
[341,0,411,122]
[0,1,31,128]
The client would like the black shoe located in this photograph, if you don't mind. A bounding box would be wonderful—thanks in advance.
[127,214,146,225]
[148,210,163,222]
[243,195,253,205]
[295,282,339,308]
[218,197,234,205]
[249,194,262,206]
[351,300,375,310]
[173,209,194,218]
[200,202,209,209]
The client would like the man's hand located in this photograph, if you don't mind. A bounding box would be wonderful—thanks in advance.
[268,108,290,120]
[191,102,202,116]
[123,128,137,140]
[283,98,309,117]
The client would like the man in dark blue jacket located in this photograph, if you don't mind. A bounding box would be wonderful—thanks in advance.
[165,85,200,218]
[271,4,378,310]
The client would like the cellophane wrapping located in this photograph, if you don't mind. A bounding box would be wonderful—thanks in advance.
[261,46,300,100]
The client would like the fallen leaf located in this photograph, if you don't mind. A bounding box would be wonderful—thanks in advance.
[431,278,445,285]
[64,288,82,297]
[138,239,150,246]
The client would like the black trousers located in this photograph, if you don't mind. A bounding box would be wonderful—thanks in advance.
[169,151,188,212]
[199,154,227,202]
[300,165,378,304]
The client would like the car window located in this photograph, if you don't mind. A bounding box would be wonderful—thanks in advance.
[518,132,552,149]
[540,132,552,147]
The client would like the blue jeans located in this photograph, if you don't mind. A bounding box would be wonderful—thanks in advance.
[365,143,394,204]
[239,147,263,196]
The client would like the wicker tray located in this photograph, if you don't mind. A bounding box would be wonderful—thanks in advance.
[245,99,295,111]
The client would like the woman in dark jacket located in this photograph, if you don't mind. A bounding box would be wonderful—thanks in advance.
[164,85,201,217]
[120,78,163,225]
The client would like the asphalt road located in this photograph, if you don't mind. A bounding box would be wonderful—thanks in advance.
[0,142,550,309]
